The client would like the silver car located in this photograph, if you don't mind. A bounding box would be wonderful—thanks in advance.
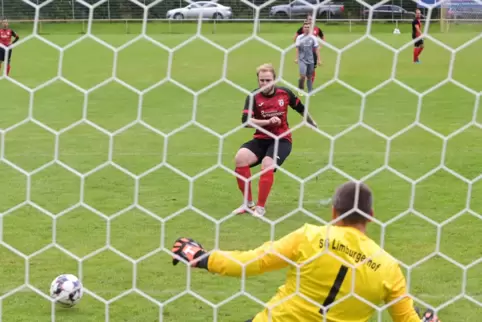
[166,1,233,20]
[269,0,345,19]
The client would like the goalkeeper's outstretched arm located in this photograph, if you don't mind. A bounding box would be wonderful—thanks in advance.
[384,263,441,322]
[171,226,305,276]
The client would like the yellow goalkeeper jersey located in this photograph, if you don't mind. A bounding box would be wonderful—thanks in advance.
[207,224,420,322]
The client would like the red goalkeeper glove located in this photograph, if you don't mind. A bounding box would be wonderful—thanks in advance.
[171,237,208,268]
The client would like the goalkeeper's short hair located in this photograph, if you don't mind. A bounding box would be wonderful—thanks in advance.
[333,181,373,224]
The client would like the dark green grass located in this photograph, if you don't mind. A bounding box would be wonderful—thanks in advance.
[0,21,481,321]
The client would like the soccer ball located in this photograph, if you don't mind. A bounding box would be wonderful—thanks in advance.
[49,274,83,307]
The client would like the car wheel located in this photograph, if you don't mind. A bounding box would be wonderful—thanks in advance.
[173,13,184,19]
[213,12,223,19]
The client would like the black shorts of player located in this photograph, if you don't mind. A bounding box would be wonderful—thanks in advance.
[0,48,12,64]
[241,138,292,172]
[414,39,424,47]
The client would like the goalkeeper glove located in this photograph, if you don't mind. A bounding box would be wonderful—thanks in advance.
[416,307,441,322]
[421,309,440,322]
[171,237,207,268]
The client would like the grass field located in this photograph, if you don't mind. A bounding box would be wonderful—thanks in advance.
[0,19,481,321]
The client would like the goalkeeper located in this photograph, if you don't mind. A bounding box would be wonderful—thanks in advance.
[171,181,440,322]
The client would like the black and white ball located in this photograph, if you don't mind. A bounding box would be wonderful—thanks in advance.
[49,274,83,307]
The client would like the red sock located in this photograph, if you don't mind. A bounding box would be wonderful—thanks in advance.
[311,70,316,83]
[6,65,10,76]
[418,47,424,58]
[235,166,252,202]
[257,169,274,208]
[413,48,419,62]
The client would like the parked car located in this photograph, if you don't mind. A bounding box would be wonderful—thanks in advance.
[269,0,345,19]
[361,5,422,20]
[446,4,482,20]
[166,1,233,20]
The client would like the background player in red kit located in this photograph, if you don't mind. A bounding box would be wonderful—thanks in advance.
[294,14,324,85]
[233,63,317,217]
[412,9,424,63]
[0,18,19,76]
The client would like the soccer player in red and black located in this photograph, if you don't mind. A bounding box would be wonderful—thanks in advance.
[233,63,317,217]
[412,9,424,63]
[0,18,19,76]
[294,14,324,85]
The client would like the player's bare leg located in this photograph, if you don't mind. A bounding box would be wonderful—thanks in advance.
[312,52,317,84]
[0,59,10,76]
[309,71,316,97]
[298,74,306,96]
[306,72,313,93]
[253,156,276,217]
[233,148,257,214]
[5,52,11,76]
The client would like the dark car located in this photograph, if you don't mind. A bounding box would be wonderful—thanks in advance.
[361,5,422,21]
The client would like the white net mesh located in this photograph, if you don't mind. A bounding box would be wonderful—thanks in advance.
[0,0,481,320]
[444,0,482,24]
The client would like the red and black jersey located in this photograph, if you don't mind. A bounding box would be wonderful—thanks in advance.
[0,29,19,47]
[295,26,324,39]
[242,86,305,143]
[412,19,422,39]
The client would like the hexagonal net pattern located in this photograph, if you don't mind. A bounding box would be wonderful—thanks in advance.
[0,0,481,320]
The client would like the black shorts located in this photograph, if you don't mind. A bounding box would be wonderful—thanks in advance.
[414,39,424,47]
[241,138,292,171]
[0,48,12,63]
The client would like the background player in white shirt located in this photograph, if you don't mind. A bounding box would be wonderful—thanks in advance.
[295,22,321,95]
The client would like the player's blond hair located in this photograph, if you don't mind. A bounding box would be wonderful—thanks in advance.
[256,63,276,79]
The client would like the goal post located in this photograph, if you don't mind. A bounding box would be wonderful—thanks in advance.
[441,6,449,32]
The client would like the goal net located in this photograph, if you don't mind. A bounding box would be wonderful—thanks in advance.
[0,0,480,321]
[439,0,482,33]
